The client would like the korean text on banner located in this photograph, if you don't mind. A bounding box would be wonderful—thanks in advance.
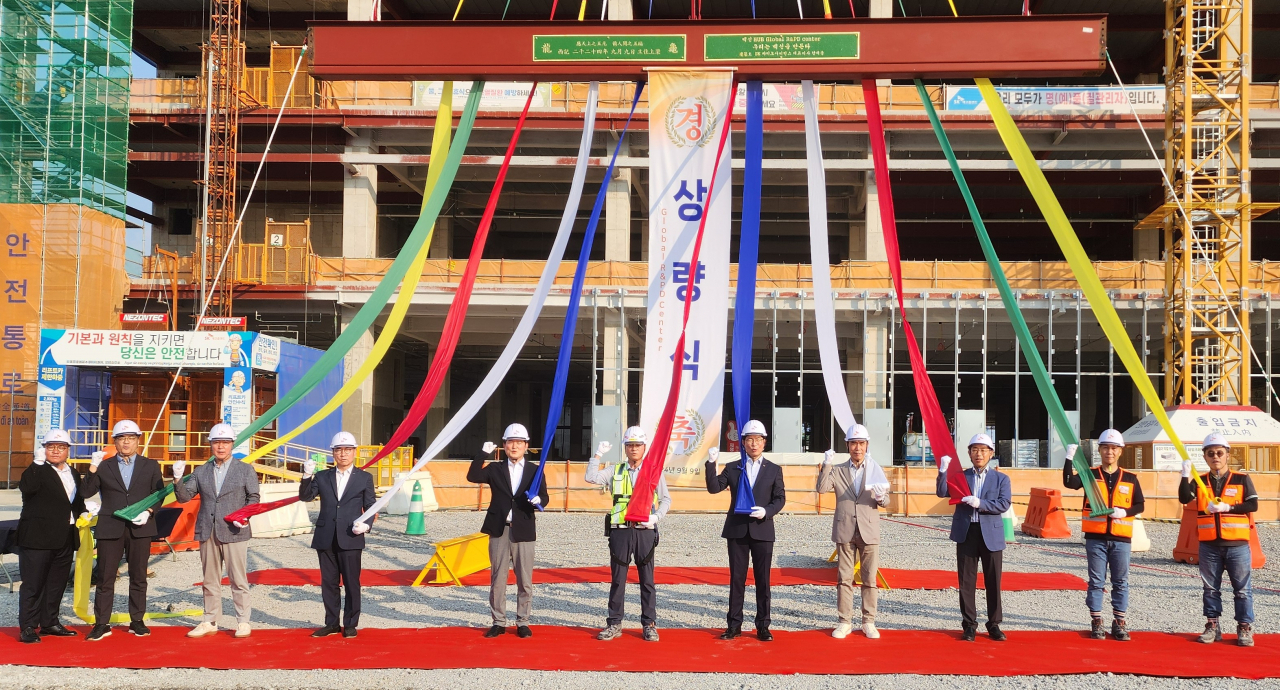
[639,70,734,487]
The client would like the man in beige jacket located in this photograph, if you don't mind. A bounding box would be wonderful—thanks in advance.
[818,423,890,640]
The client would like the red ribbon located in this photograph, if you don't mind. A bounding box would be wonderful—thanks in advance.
[624,81,737,523]
[360,84,539,471]
[862,79,970,503]
[224,495,299,524]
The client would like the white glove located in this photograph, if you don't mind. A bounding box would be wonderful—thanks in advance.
[90,451,105,468]
[1111,507,1126,519]
[1181,460,1192,479]
[84,499,100,517]
[961,495,981,509]
[749,506,766,519]
[641,517,657,529]
[303,459,316,477]
[33,448,46,465]
[171,460,186,477]
[938,455,951,474]
[1065,444,1079,463]
[131,511,150,526]
[595,441,612,457]
[529,495,542,507]
[351,521,371,535]
[823,449,835,466]
[871,485,888,503]
[482,441,497,455]
[232,520,247,529]
[707,447,719,464]
[78,512,92,523]
[1207,501,1232,514]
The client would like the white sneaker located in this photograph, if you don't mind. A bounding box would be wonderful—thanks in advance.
[832,622,854,639]
[187,621,218,638]
[862,622,880,639]
[235,623,251,638]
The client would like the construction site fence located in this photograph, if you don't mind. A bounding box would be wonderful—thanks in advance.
[421,462,1280,522]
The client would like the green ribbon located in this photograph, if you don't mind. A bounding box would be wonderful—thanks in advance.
[113,483,177,521]
[914,79,1109,517]
[231,83,486,447]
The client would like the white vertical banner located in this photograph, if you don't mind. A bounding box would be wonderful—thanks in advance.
[640,69,733,487]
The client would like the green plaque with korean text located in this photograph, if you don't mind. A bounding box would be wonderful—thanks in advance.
[533,35,686,61]
[704,33,859,61]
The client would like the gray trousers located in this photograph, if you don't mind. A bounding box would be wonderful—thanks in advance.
[488,525,535,625]
[607,527,658,626]
[200,534,251,625]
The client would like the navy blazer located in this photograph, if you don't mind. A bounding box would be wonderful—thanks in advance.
[705,457,787,541]
[936,466,1012,552]
[299,467,376,551]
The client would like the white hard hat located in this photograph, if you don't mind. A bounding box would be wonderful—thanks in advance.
[112,419,142,437]
[330,431,358,449]
[42,429,71,446]
[208,423,236,442]
[1097,429,1125,447]
[968,433,995,450]
[623,426,647,444]
[845,424,870,442]
[741,419,767,437]
[1202,432,1230,450]
[502,423,530,441]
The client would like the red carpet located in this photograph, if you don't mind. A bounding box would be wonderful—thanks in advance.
[232,566,1084,591]
[2,626,1275,677]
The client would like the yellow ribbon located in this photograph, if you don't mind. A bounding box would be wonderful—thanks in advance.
[73,515,203,623]
[241,89,455,464]
[821,0,832,18]
[452,0,466,20]
[578,0,587,20]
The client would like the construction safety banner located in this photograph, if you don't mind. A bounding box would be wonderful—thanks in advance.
[639,70,733,486]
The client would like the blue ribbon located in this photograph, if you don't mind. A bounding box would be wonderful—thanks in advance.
[525,81,646,506]
[730,82,764,515]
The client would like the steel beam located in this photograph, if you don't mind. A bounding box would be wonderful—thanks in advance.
[306,16,1107,81]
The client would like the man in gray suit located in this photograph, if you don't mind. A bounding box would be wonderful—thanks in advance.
[936,433,1012,641]
[818,423,890,640]
[173,422,260,638]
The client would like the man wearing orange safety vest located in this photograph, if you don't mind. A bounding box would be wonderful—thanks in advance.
[1179,432,1258,647]
[1062,429,1144,641]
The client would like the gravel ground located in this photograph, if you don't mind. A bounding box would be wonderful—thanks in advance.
[2,507,1278,688]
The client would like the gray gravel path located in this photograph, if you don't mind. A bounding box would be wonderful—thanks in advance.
[2,508,1277,688]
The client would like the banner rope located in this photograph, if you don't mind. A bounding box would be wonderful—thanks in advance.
[625,80,738,523]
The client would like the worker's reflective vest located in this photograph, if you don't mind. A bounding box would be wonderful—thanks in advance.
[1080,468,1135,538]
[609,463,658,525]
[1196,471,1251,542]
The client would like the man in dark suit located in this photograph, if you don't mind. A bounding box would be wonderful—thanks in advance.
[705,419,787,641]
[16,429,88,643]
[81,419,165,642]
[935,433,1013,641]
[173,422,260,639]
[299,431,376,638]
[468,423,549,639]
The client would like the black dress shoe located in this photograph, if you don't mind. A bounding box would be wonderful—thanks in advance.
[343,627,357,638]
[129,621,151,637]
[40,624,77,637]
[986,623,1007,642]
[516,625,532,638]
[20,628,41,644]
[86,624,112,642]
[718,626,742,640]
[756,628,773,642]
[311,625,342,638]
[483,625,506,638]
[961,625,977,642]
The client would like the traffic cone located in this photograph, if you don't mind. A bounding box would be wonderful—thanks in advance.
[405,481,426,535]
[1129,517,1151,552]
[1002,506,1017,543]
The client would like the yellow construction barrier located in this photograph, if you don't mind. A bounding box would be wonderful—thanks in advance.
[72,514,203,624]
[826,548,892,589]
[412,532,490,587]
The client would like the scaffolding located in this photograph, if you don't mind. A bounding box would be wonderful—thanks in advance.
[198,0,243,318]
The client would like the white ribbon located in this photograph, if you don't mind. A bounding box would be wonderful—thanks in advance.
[357,84,600,523]
[802,80,857,436]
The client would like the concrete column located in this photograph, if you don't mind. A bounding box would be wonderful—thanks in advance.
[861,173,887,261]
[343,131,378,259]
[1133,228,1159,260]
[857,313,890,411]
[429,215,452,259]
[340,306,375,443]
[605,134,631,261]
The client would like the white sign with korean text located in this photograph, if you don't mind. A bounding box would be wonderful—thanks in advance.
[639,70,733,487]
[39,330,278,371]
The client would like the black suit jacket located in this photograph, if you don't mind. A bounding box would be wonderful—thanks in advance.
[468,453,548,543]
[17,462,86,550]
[299,467,376,551]
[705,456,787,541]
[81,455,165,540]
